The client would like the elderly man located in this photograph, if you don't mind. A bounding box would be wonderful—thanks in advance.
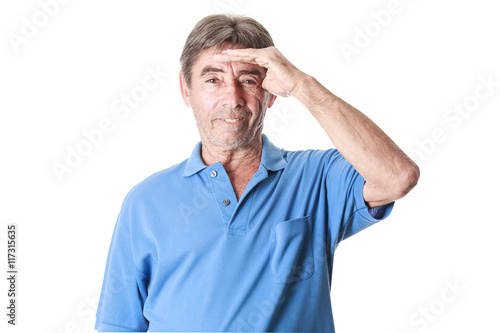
[95,14,419,332]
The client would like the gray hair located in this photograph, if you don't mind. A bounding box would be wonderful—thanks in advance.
[180,14,274,87]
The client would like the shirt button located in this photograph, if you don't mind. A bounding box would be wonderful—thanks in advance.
[210,170,217,177]
[222,199,230,206]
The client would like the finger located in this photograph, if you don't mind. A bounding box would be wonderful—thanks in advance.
[226,49,267,62]
[225,48,259,57]
[213,53,259,65]
[216,48,270,67]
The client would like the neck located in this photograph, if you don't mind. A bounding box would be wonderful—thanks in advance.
[200,136,263,174]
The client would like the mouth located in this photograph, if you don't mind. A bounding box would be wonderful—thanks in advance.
[223,117,245,123]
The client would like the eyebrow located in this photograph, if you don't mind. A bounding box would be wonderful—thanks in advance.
[200,67,224,77]
[199,66,264,78]
[239,70,264,78]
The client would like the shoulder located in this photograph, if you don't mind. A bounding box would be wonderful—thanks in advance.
[123,159,188,204]
[280,147,357,186]
[282,147,343,168]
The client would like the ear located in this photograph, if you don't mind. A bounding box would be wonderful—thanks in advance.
[267,94,277,108]
[179,71,191,108]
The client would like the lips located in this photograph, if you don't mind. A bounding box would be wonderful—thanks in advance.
[214,112,250,124]
[223,117,245,123]
[213,109,252,126]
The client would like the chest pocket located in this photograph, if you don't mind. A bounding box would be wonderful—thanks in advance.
[270,216,315,284]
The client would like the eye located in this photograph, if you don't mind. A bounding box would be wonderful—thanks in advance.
[206,78,217,83]
[243,79,256,85]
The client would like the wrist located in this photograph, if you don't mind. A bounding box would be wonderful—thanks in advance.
[291,75,339,116]
[290,73,313,100]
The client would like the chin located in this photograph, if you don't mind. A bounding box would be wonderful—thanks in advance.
[209,133,257,149]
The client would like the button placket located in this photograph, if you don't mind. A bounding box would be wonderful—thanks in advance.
[225,166,270,235]
[206,163,270,235]
[206,164,237,227]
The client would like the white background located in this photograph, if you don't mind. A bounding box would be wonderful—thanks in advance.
[1,0,499,332]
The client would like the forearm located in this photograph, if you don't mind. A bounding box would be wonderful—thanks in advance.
[292,75,419,205]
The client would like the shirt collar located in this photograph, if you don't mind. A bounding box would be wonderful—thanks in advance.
[260,134,287,171]
[182,134,287,177]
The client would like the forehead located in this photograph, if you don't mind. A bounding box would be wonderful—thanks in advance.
[193,45,265,76]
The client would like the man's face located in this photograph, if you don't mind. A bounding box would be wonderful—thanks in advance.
[180,44,276,149]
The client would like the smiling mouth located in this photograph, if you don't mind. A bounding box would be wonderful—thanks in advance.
[223,117,245,123]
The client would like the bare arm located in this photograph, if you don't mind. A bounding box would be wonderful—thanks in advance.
[293,75,419,207]
[215,47,419,207]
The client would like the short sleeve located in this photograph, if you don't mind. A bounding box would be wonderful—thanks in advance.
[95,199,149,332]
[368,204,391,219]
[325,150,394,246]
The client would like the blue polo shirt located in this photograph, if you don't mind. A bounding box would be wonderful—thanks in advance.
[95,134,393,332]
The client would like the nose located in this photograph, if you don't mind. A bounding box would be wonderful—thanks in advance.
[222,80,244,109]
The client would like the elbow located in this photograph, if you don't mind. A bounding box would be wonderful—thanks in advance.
[405,163,420,193]
[393,163,420,199]
[365,162,420,205]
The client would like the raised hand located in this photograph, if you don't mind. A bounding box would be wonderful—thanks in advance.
[214,46,307,97]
